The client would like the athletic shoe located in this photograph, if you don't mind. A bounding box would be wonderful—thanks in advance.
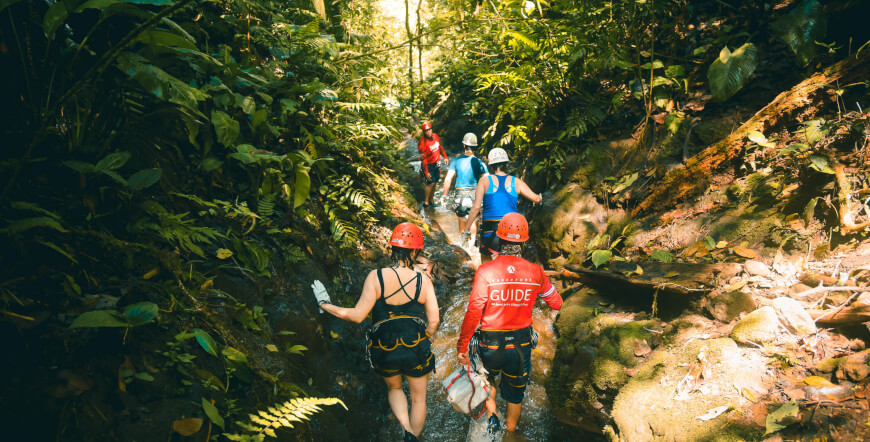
[404,430,419,442]
[487,414,501,436]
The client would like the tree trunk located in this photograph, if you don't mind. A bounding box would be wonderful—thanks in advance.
[417,0,424,84]
[633,50,870,217]
[405,0,415,104]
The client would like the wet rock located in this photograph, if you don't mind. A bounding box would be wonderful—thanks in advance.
[730,307,780,344]
[706,290,757,322]
[533,185,610,258]
[816,357,844,373]
[611,338,768,441]
[836,349,870,382]
[744,260,771,277]
[770,297,817,337]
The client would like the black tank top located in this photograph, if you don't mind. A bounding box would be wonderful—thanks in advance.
[371,268,426,325]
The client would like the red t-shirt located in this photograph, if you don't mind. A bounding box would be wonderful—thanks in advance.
[418,133,446,166]
[457,255,562,353]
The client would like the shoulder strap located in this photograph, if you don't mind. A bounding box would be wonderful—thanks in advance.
[384,267,417,301]
[413,273,423,302]
[488,174,498,190]
[506,176,514,193]
[377,268,384,298]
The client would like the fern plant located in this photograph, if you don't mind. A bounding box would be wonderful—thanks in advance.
[224,397,346,441]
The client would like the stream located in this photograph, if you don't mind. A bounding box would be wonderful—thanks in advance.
[364,148,577,441]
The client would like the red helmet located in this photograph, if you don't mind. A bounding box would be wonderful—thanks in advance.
[496,212,528,242]
[389,223,424,249]
[421,122,432,130]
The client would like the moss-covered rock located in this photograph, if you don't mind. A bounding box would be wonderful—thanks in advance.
[730,306,780,344]
[547,311,659,432]
[611,338,767,442]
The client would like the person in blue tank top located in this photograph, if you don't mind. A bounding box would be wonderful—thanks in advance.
[461,147,542,263]
[441,132,488,246]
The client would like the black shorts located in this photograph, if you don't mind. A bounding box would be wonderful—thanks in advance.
[478,220,500,254]
[477,328,535,404]
[423,163,441,185]
[368,330,435,378]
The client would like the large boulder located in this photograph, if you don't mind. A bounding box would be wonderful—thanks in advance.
[611,338,768,441]
[533,184,610,262]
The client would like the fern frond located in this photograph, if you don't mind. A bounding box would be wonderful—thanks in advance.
[257,193,276,219]
[224,397,346,440]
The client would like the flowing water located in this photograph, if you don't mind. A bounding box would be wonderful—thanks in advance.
[368,155,572,440]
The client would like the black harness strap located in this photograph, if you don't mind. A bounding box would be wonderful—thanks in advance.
[479,328,532,375]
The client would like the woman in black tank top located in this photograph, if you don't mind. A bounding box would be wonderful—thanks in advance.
[318,223,439,442]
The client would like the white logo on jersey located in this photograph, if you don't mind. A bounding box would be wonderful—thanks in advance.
[507,265,516,274]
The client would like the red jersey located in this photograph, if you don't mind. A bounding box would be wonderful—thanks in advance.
[457,255,562,353]
[418,133,446,166]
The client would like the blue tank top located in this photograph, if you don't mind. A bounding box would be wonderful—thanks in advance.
[481,175,518,221]
[449,155,488,189]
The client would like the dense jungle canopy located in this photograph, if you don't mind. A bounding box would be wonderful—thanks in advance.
[1,0,870,440]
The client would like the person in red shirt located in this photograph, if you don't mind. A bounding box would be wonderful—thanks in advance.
[417,122,449,208]
[456,212,562,435]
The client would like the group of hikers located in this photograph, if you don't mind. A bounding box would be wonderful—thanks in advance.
[313,122,561,441]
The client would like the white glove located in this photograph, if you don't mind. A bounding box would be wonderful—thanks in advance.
[441,194,449,205]
[461,231,472,249]
[311,280,330,314]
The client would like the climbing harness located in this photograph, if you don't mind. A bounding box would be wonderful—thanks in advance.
[364,268,428,369]
[452,188,475,217]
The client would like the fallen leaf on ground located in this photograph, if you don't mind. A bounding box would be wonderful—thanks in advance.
[266,344,279,352]
[665,271,679,277]
[697,405,731,421]
[634,339,651,357]
[741,388,757,402]
[733,246,757,259]
[765,400,800,435]
[173,418,203,436]
[804,376,835,387]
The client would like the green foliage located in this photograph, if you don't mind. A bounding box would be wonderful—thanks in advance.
[224,397,347,441]
[708,44,759,101]
[70,302,159,328]
[651,250,674,263]
[771,0,827,67]
[194,328,219,357]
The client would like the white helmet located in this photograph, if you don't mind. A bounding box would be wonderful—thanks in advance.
[488,147,509,165]
[462,133,478,147]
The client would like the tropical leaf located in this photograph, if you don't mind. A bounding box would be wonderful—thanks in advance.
[707,43,759,101]
[591,250,612,268]
[96,152,132,171]
[127,168,162,190]
[771,0,827,66]
[194,328,219,357]
[122,302,158,326]
[70,310,128,328]
[202,398,225,430]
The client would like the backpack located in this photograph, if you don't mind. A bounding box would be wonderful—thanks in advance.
[471,157,486,181]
